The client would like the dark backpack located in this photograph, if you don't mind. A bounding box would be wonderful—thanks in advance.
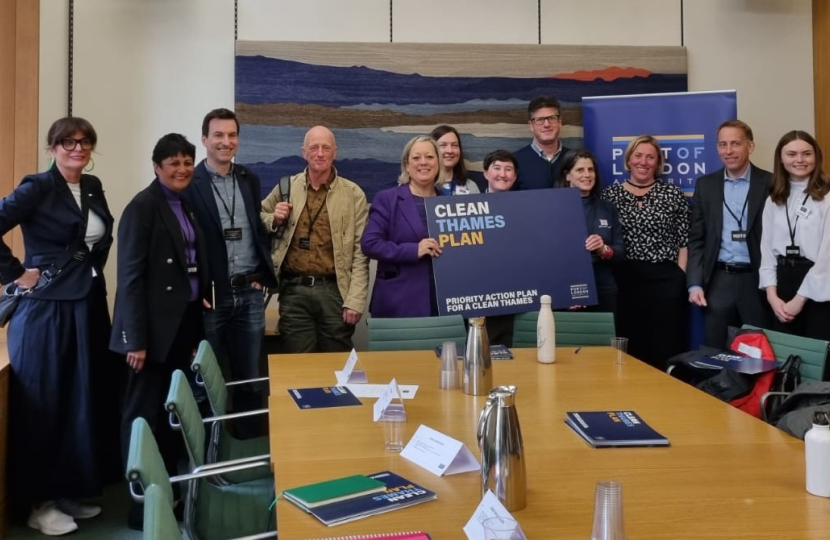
[765,354,803,421]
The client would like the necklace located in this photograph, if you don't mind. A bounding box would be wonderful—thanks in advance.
[625,179,657,189]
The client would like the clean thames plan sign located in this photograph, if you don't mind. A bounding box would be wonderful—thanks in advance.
[425,189,597,317]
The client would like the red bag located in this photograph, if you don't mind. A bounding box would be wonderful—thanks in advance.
[726,329,776,418]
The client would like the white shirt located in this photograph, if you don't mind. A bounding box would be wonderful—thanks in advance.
[67,182,106,251]
[759,181,830,301]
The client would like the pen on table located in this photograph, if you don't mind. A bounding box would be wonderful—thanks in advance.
[574,346,582,354]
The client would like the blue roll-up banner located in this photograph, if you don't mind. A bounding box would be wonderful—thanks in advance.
[582,90,737,195]
[425,189,596,317]
[582,90,738,349]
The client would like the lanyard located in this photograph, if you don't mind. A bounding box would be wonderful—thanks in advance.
[210,173,236,227]
[785,192,811,246]
[723,186,749,229]
[303,191,328,236]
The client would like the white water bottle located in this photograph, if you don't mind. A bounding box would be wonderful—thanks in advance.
[806,412,830,497]
[537,295,556,364]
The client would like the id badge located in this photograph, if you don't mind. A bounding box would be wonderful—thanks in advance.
[731,229,747,242]
[797,206,811,219]
[298,237,311,250]
[786,245,801,257]
[224,227,242,241]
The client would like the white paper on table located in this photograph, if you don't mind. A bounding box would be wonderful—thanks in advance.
[334,349,368,384]
[373,378,403,421]
[401,424,479,476]
[463,490,527,540]
[337,382,418,399]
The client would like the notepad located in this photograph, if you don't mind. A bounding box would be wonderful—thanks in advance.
[283,475,387,509]
[565,410,669,448]
[301,532,431,540]
[295,471,437,527]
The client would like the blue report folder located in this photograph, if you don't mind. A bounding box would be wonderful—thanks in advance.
[565,410,669,447]
[288,386,362,410]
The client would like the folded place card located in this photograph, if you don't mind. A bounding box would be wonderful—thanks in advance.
[335,349,368,384]
[373,378,406,421]
[341,383,419,400]
[400,425,479,476]
[463,490,527,540]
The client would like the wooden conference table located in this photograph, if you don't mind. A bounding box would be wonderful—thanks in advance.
[268,348,830,539]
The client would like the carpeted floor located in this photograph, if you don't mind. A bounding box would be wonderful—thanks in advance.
[7,483,151,540]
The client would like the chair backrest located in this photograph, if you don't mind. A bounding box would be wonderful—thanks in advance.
[144,484,183,540]
[513,311,616,348]
[126,417,175,505]
[743,325,830,382]
[367,315,466,351]
[166,369,208,469]
[191,340,229,416]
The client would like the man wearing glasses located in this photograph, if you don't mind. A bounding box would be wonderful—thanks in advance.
[513,95,571,190]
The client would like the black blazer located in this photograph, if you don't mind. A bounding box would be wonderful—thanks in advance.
[687,164,772,290]
[109,180,210,363]
[181,161,276,299]
[0,167,113,300]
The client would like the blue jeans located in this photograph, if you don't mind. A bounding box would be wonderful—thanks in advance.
[203,284,265,438]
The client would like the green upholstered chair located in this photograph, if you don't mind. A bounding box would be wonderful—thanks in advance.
[513,311,616,348]
[367,315,467,351]
[743,325,830,382]
[143,484,184,540]
[127,417,276,540]
[166,369,270,484]
[190,341,270,474]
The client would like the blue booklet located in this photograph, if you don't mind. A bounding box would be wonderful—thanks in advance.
[565,410,669,448]
[288,386,362,410]
[298,471,437,526]
[686,351,777,375]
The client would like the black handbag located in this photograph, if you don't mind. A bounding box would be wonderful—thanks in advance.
[0,282,33,327]
[0,241,89,328]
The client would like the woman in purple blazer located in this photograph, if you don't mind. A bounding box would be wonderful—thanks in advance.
[362,136,446,317]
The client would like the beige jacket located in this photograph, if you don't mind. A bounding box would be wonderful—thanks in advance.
[261,170,369,313]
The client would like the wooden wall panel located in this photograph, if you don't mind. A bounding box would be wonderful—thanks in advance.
[0,0,39,262]
[815,0,829,148]
[0,2,38,537]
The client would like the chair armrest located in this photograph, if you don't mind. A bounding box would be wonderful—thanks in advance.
[225,376,270,387]
[128,457,272,503]
[760,391,791,422]
[202,408,269,423]
[666,365,676,375]
[233,533,278,540]
[193,373,269,388]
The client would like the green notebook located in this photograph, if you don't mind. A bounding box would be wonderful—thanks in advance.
[283,474,387,509]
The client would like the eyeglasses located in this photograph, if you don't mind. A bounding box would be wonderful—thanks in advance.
[530,115,561,126]
[61,138,93,151]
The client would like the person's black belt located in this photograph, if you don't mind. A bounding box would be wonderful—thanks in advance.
[777,255,814,268]
[716,262,752,274]
[281,274,336,287]
[229,272,263,288]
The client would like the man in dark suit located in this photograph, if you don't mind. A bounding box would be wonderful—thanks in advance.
[182,109,277,437]
[687,120,772,348]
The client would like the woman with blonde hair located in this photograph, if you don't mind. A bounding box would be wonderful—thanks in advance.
[362,136,445,317]
[602,135,690,369]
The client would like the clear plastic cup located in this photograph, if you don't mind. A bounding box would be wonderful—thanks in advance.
[591,481,627,540]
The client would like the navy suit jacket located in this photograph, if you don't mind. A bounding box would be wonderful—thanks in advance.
[361,184,435,318]
[182,161,276,299]
[0,167,113,300]
[687,163,772,290]
[110,180,210,363]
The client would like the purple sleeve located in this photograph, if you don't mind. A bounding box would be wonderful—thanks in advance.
[360,189,420,263]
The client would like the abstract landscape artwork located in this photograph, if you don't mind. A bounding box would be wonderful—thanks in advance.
[235,41,687,201]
